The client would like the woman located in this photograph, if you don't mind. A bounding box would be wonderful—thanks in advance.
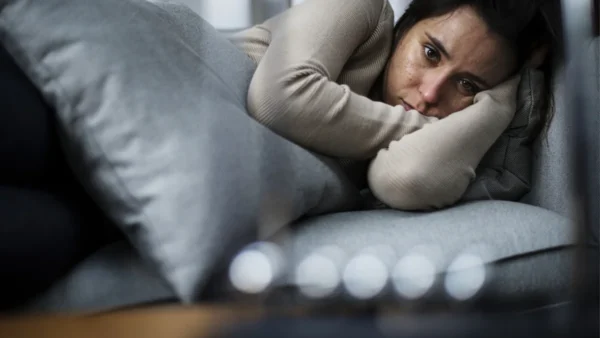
[229,0,558,210]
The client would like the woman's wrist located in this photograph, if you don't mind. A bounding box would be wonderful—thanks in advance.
[473,74,520,122]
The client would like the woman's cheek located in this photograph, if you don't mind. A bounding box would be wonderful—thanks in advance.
[386,40,430,105]
[401,46,425,84]
[386,57,421,101]
[451,96,476,114]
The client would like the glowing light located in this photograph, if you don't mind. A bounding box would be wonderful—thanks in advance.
[392,253,436,299]
[228,242,284,294]
[444,253,487,301]
[295,253,339,298]
[342,253,389,299]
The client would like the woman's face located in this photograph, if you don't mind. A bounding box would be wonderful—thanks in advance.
[385,6,517,118]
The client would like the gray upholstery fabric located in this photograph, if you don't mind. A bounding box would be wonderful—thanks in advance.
[462,69,545,202]
[21,242,175,314]
[22,201,575,313]
[521,69,576,217]
[289,201,575,300]
[0,0,359,302]
[523,38,599,219]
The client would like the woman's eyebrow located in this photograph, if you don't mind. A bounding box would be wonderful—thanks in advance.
[425,33,451,60]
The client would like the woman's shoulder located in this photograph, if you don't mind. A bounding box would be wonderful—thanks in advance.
[322,0,392,20]
[341,0,395,31]
[231,0,395,65]
[264,0,394,33]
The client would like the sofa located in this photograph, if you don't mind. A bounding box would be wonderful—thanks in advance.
[0,0,597,314]
[11,49,597,316]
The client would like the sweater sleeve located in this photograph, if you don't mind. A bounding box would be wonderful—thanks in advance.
[367,76,521,210]
[236,0,436,160]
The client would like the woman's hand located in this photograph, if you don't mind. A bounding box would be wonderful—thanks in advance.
[367,75,520,210]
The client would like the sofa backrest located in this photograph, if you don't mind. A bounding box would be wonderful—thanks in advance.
[522,38,599,219]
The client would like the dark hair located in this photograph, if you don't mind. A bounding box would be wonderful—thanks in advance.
[392,0,563,138]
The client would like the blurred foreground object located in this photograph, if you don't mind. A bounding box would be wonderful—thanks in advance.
[560,0,599,311]
[0,304,597,338]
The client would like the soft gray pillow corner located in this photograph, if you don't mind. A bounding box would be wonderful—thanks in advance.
[461,68,546,202]
[0,0,360,302]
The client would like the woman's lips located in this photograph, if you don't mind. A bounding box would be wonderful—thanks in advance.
[400,99,416,112]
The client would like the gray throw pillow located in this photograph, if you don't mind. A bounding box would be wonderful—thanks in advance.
[0,0,360,302]
[461,68,545,202]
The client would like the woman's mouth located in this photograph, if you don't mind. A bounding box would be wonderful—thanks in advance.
[400,99,416,112]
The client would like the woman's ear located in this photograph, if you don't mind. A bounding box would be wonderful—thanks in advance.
[525,45,549,69]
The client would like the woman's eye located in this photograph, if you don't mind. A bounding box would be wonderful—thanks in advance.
[423,45,440,63]
[458,79,479,95]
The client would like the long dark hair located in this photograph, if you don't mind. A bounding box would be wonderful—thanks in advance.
[390,0,563,137]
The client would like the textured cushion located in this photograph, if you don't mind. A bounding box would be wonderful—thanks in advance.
[461,69,545,202]
[288,201,576,300]
[0,0,360,302]
[523,38,599,219]
[21,201,576,313]
[521,69,574,217]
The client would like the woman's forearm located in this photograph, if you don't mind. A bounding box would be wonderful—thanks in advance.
[236,0,436,160]
[368,76,520,210]
[248,75,436,159]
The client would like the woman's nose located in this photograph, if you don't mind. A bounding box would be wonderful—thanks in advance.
[418,71,448,106]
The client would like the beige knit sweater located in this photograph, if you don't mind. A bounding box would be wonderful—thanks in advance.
[229,0,519,210]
